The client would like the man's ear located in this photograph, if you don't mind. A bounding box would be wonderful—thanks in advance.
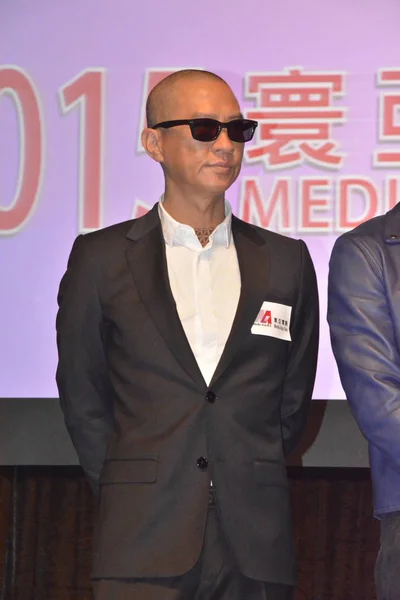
[141,128,163,163]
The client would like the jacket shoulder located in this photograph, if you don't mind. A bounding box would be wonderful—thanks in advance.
[336,203,400,247]
[339,215,385,244]
[64,220,138,271]
[81,219,135,245]
[234,216,302,251]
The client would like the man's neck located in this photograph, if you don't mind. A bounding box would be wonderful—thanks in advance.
[162,190,226,230]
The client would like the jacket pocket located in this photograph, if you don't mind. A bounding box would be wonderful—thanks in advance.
[100,458,158,484]
[253,460,287,486]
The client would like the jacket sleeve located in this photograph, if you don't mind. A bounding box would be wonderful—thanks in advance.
[56,235,114,495]
[281,240,320,455]
[328,234,400,473]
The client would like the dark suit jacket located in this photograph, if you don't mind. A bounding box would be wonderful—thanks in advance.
[56,204,319,586]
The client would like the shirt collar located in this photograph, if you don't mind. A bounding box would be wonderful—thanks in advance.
[158,195,232,249]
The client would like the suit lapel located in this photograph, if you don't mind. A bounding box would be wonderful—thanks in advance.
[210,216,270,387]
[126,205,206,390]
[125,207,270,391]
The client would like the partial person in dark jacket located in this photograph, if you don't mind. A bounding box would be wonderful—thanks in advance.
[328,203,400,600]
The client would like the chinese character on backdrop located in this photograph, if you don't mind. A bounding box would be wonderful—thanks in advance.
[244,67,347,170]
[373,68,400,168]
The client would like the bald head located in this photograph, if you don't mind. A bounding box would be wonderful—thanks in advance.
[145,69,229,128]
[141,68,244,202]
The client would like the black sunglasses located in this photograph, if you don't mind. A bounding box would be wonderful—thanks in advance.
[152,118,258,143]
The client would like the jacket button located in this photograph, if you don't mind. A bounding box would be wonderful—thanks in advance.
[197,457,208,470]
[205,391,216,403]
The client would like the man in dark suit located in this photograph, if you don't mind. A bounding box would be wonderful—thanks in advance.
[56,69,319,600]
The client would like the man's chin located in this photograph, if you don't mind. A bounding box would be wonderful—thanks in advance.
[201,177,237,195]
[201,185,232,198]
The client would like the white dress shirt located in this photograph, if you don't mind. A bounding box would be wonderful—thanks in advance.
[158,199,241,387]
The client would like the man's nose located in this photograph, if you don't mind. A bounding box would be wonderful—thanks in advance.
[212,127,234,152]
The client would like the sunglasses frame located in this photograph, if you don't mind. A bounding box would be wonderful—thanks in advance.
[152,118,258,143]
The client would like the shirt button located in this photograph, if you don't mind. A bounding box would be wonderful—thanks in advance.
[205,391,216,404]
[197,457,208,470]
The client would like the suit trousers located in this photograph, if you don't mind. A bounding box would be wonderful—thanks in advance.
[375,511,400,600]
[93,503,293,600]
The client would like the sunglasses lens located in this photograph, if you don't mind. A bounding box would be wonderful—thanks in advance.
[228,120,256,142]
[191,119,220,141]
[190,118,257,142]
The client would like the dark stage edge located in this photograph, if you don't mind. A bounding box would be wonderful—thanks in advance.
[0,399,368,467]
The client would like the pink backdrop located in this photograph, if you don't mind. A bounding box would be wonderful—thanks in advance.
[1,0,400,397]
